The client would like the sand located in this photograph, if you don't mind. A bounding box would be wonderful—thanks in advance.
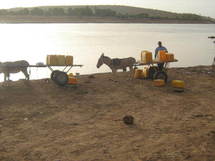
[0,66,215,161]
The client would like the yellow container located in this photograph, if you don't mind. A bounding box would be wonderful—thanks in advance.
[47,55,58,65]
[153,79,165,87]
[66,56,73,65]
[157,50,167,62]
[68,73,74,77]
[166,53,174,61]
[134,69,143,79]
[171,80,185,88]
[57,55,66,66]
[141,51,153,63]
[142,67,149,78]
[68,76,78,84]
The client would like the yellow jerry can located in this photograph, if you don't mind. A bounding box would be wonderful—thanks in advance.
[166,53,174,61]
[68,73,74,77]
[157,50,167,62]
[171,80,185,88]
[57,55,66,66]
[65,56,73,65]
[68,76,78,84]
[153,79,165,87]
[141,50,153,64]
[46,55,58,66]
[134,69,143,79]
[142,67,149,78]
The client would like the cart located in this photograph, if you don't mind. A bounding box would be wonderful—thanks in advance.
[133,59,178,82]
[29,64,83,86]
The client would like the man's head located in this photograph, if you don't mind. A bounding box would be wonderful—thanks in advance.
[158,41,162,47]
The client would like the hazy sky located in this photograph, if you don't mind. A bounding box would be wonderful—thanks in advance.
[0,0,215,18]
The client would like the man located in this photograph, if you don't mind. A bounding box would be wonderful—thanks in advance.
[155,41,168,58]
[155,41,168,70]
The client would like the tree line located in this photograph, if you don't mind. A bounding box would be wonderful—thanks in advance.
[0,6,205,21]
[0,7,117,17]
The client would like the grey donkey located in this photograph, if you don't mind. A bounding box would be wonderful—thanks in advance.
[96,53,136,73]
[0,60,29,82]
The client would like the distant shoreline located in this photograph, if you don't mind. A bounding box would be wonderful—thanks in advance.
[0,15,214,24]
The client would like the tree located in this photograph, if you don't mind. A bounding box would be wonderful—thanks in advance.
[30,8,44,16]
[0,9,8,15]
[49,8,65,16]
[70,7,93,16]
[94,8,116,17]
[67,8,74,16]
[17,8,29,15]
[133,13,149,18]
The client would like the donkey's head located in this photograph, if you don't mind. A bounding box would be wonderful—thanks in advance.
[96,53,104,68]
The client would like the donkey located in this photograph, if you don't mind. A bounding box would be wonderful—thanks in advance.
[96,53,136,73]
[0,60,30,82]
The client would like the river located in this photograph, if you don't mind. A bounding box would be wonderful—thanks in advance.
[0,23,214,81]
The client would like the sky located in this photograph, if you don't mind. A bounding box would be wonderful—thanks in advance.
[0,0,215,18]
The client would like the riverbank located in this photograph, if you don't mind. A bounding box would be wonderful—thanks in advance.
[1,65,215,161]
[0,15,214,24]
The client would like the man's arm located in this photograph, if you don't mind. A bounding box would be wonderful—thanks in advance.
[155,48,158,58]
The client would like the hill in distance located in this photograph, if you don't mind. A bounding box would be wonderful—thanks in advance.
[0,5,214,23]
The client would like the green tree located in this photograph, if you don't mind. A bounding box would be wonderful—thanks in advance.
[133,13,149,18]
[49,8,65,16]
[71,7,93,16]
[17,8,29,15]
[30,8,44,16]
[94,8,116,17]
[67,8,74,16]
[0,9,8,15]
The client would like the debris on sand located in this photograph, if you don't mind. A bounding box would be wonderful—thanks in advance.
[123,115,134,125]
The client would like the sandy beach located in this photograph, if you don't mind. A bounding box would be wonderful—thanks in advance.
[0,65,215,161]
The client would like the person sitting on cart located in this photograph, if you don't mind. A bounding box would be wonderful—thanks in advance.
[155,41,168,70]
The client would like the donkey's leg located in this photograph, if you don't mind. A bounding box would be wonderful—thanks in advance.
[129,65,134,80]
[112,68,117,75]
[7,73,10,81]
[4,73,6,82]
[22,68,29,80]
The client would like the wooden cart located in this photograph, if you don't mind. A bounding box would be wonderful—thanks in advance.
[133,59,178,82]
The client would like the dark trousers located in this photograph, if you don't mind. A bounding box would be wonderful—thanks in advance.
[158,63,164,70]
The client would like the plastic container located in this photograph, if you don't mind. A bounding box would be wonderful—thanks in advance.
[47,55,58,65]
[141,51,153,63]
[57,55,66,66]
[66,56,73,65]
[166,53,174,61]
[68,73,74,77]
[68,76,78,84]
[157,50,167,62]
[153,79,165,87]
[171,80,185,88]
[142,67,149,78]
[134,69,143,79]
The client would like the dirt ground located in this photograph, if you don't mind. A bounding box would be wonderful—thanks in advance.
[1,66,215,161]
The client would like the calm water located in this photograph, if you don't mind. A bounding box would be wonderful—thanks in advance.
[0,23,214,81]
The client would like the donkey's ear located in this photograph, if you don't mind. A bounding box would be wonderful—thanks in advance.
[101,53,104,56]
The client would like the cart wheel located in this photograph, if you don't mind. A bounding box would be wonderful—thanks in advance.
[54,71,68,86]
[153,71,168,82]
[51,70,61,81]
[148,66,159,80]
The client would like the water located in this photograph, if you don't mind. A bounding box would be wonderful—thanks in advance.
[0,23,214,81]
